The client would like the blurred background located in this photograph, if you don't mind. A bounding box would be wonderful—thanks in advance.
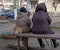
[0,0,60,20]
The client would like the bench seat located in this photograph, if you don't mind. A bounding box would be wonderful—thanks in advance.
[16,33,60,50]
[16,33,60,39]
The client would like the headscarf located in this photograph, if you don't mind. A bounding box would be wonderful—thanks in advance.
[35,3,47,12]
[20,7,30,17]
[20,7,27,13]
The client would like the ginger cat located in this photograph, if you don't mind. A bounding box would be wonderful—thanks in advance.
[13,26,22,34]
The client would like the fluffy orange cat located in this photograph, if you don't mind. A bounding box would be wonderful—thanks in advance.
[13,26,22,34]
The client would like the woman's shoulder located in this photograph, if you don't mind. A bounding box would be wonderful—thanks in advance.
[33,11,47,16]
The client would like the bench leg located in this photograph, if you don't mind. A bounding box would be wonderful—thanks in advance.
[45,39,49,46]
[17,37,20,50]
[50,40,53,46]
[24,37,28,50]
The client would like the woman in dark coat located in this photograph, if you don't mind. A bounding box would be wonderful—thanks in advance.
[32,3,59,48]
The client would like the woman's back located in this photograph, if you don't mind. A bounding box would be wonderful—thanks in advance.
[32,3,53,34]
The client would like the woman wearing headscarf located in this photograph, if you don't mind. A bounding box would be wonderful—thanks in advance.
[14,7,31,33]
[32,3,59,48]
[13,7,31,45]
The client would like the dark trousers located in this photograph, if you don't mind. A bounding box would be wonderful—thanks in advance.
[38,38,56,46]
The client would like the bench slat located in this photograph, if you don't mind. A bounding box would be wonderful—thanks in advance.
[16,33,60,39]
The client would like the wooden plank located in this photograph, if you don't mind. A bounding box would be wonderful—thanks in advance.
[16,33,60,39]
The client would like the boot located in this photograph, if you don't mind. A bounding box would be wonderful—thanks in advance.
[40,43,45,48]
[54,43,59,48]
[38,38,45,48]
[52,39,59,48]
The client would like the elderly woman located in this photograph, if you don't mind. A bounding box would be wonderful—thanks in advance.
[14,7,31,33]
[13,7,31,45]
[32,3,59,48]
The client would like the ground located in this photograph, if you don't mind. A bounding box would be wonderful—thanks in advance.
[0,32,60,50]
[0,17,60,50]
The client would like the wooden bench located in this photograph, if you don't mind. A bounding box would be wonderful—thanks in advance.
[16,33,60,50]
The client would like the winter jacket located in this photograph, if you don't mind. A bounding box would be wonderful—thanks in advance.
[16,11,31,33]
[32,3,54,34]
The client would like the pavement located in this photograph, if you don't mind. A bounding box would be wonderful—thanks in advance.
[0,17,60,50]
[51,17,60,23]
[0,22,15,35]
[50,17,60,29]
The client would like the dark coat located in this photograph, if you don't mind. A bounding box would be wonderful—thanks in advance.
[32,3,54,34]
